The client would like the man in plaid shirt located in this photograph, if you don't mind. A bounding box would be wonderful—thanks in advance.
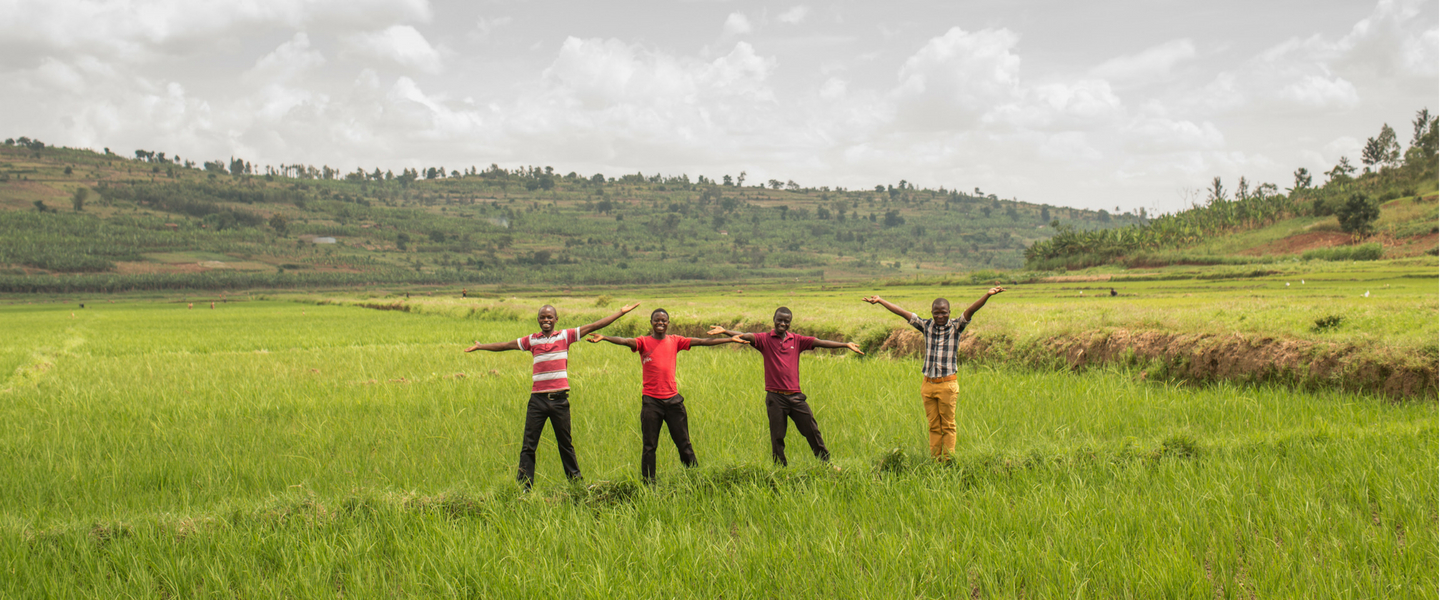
[864,287,1005,459]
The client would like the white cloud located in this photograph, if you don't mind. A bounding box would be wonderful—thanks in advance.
[245,32,326,84]
[1278,74,1359,109]
[722,13,752,37]
[474,16,512,40]
[345,25,442,74]
[893,27,1022,129]
[819,77,847,100]
[0,0,432,64]
[778,6,810,24]
[1091,39,1196,83]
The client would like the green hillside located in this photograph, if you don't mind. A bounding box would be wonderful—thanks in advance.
[0,138,1143,293]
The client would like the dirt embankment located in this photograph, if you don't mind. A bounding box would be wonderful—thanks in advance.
[879,328,1437,399]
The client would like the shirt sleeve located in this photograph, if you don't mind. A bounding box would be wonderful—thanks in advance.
[677,337,692,351]
[516,335,531,351]
[796,335,816,352]
[566,328,580,343]
[908,315,927,332]
[631,336,648,353]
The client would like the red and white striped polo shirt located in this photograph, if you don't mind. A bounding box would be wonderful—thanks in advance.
[517,328,580,393]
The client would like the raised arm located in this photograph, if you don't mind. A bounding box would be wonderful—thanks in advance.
[707,325,757,344]
[688,336,749,347]
[586,333,637,349]
[961,287,1006,322]
[465,339,521,353]
[862,295,914,320]
[578,302,640,337]
[812,338,865,355]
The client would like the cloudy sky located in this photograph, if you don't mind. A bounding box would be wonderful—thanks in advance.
[1,0,1434,212]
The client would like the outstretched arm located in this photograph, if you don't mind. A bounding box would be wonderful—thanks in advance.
[465,339,522,353]
[862,295,914,320]
[586,333,637,349]
[812,339,865,355]
[962,287,1006,322]
[578,302,640,337]
[707,325,757,345]
[688,336,749,347]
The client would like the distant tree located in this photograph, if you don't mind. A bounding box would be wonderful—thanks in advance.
[1206,176,1226,205]
[874,185,884,193]
[33,200,48,212]
[816,205,831,219]
[1290,167,1312,193]
[883,209,904,227]
[1004,206,1018,221]
[63,165,72,175]
[1377,123,1401,169]
[981,207,991,218]
[1327,156,1356,184]
[1039,206,1050,222]
[591,173,605,184]
[1334,192,1380,236]
[1234,176,1250,201]
[785,180,800,191]
[737,171,747,187]
[71,187,88,212]
[539,176,555,190]
[1405,108,1438,168]
[268,213,288,234]
[426,167,438,180]
[396,232,410,251]
[229,157,246,176]
[1097,209,1111,223]
[723,174,733,186]
[768,179,782,190]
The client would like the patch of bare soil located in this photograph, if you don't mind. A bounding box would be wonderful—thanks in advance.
[1239,231,1352,256]
[1384,232,1439,257]
[114,261,207,274]
[879,328,1436,399]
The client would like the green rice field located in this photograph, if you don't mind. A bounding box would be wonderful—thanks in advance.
[1,294,1435,597]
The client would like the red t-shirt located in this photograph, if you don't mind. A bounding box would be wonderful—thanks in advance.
[632,334,692,398]
[751,331,816,393]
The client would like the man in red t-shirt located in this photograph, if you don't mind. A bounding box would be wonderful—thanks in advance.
[588,308,744,482]
[710,307,863,466]
[466,301,639,490]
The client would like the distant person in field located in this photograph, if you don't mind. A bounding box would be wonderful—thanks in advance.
[709,308,863,466]
[466,302,639,490]
[587,308,746,482]
[863,287,1005,460]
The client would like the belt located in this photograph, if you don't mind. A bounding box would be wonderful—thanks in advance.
[923,375,957,384]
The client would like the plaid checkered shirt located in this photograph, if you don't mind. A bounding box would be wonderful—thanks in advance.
[908,313,969,379]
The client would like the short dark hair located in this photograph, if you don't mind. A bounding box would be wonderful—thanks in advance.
[931,298,950,310]
[651,308,669,319]
[538,304,557,316]
[774,306,793,319]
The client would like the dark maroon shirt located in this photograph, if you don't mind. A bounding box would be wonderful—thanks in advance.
[751,331,816,393]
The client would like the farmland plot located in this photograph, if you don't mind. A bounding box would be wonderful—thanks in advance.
[1,300,1434,598]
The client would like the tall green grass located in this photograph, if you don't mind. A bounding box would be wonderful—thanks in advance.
[1,301,1434,597]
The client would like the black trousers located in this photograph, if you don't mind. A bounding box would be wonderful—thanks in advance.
[640,394,698,481]
[765,391,829,466]
[516,391,581,488]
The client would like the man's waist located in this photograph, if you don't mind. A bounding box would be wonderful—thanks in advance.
[922,374,957,384]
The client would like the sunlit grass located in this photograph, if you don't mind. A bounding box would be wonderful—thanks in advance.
[1,299,1433,597]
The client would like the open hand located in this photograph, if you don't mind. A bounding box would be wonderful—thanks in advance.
[729,335,747,344]
[862,295,882,304]
[988,287,1006,296]
[620,302,641,313]
[464,342,483,352]
[585,333,605,343]
[707,325,728,335]
[845,342,864,355]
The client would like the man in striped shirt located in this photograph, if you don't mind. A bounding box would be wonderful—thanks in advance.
[466,301,639,489]
[864,287,1005,459]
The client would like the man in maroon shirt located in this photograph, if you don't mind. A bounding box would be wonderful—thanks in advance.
[466,301,639,490]
[587,308,745,482]
[709,307,863,466]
